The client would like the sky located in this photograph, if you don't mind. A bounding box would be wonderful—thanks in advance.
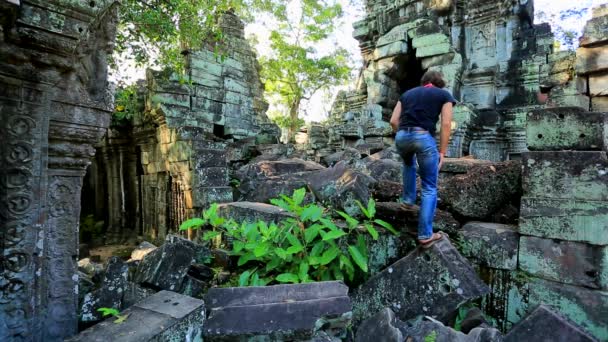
[110,0,607,123]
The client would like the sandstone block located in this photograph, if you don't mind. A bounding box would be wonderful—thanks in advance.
[519,197,608,246]
[519,236,608,289]
[576,46,608,75]
[195,186,234,207]
[590,73,608,96]
[204,282,351,341]
[68,291,205,342]
[352,238,490,326]
[526,107,608,151]
[217,202,295,224]
[374,41,408,59]
[592,96,608,111]
[193,167,228,188]
[580,15,608,47]
[460,222,519,270]
[522,152,608,201]
[505,305,597,342]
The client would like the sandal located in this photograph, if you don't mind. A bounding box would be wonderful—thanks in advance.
[419,232,444,249]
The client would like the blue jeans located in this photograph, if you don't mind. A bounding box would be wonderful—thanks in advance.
[394,129,439,240]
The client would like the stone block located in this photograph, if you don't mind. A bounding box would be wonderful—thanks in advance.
[416,42,451,58]
[519,197,608,246]
[374,202,461,235]
[460,222,519,270]
[580,15,608,47]
[217,201,295,224]
[576,46,608,75]
[67,291,205,342]
[589,73,608,96]
[192,148,227,168]
[526,107,608,151]
[519,236,608,289]
[204,282,351,341]
[134,235,209,292]
[129,241,157,262]
[592,96,608,111]
[80,257,129,323]
[411,33,450,48]
[524,279,608,340]
[352,238,490,326]
[505,305,597,342]
[374,41,408,59]
[195,186,234,207]
[236,158,325,181]
[193,167,228,188]
[522,152,608,201]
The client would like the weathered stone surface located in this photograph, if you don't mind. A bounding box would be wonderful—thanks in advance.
[321,147,362,166]
[505,305,597,342]
[439,160,522,219]
[68,291,205,342]
[80,257,129,323]
[217,201,295,224]
[356,308,503,342]
[236,158,325,180]
[526,108,608,151]
[576,46,608,75]
[523,152,608,201]
[134,234,209,292]
[129,241,157,262]
[519,197,608,246]
[459,222,519,270]
[519,236,608,289]
[307,161,377,217]
[122,282,157,308]
[590,73,608,96]
[361,158,402,183]
[352,238,489,326]
[375,202,461,235]
[580,15,608,47]
[236,173,311,203]
[204,282,351,341]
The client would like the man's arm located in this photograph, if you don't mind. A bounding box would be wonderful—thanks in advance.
[438,102,453,169]
[390,101,401,133]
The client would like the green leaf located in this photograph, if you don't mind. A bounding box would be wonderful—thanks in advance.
[320,229,347,241]
[233,241,245,253]
[339,255,355,281]
[356,235,368,258]
[310,241,325,257]
[239,270,251,286]
[367,198,376,218]
[348,245,369,272]
[356,200,370,219]
[304,224,324,243]
[266,257,281,271]
[275,248,288,260]
[286,232,303,249]
[319,246,340,265]
[270,198,291,211]
[202,231,221,241]
[97,308,120,317]
[365,223,379,240]
[286,244,303,254]
[251,272,260,287]
[179,218,205,231]
[276,273,299,283]
[237,253,255,266]
[254,242,269,257]
[301,205,322,222]
[319,218,338,231]
[292,188,306,206]
[336,211,359,228]
[298,261,310,282]
[113,313,129,324]
[374,219,400,235]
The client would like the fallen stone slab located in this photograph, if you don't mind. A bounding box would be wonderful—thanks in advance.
[439,160,521,219]
[129,241,157,262]
[134,234,209,292]
[68,291,205,342]
[355,308,503,342]
[80,257,129,323]
[217,201,295,224]
[519,197,608,246]
[371,180,402,202]
[519,236,608,289]
[204,281,351,341]
[236,158,325,181]
[362,158,402,183]
[505,305,598,342]
[352,238,490,326]
[307,161,377,217]
[236,173,312,203]
[321,147,362,166]
[526,107,608,151]
[375,202,461,235]
[522,151,608,201]
[459,222,519,270]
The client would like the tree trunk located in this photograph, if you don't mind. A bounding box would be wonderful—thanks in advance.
[288,97,301,143]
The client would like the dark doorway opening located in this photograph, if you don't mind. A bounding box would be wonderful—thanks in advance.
[388,39,427,95]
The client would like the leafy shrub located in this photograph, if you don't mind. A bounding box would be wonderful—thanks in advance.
[180,188,398,286]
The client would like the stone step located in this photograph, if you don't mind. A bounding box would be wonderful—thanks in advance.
[460,222,519,271]
[67,291,205,342]
[217,201,295,224]
[505,305,598,342]
[526,107,608,151]
[203,281,351,341]
[523,151,608,201]
[519,236,608,290]
[352,237,490,326]
[519,197,608,245]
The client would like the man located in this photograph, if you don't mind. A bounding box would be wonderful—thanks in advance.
[389,70,455,248]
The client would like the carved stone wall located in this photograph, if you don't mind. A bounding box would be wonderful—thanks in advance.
[0,1,118,341]
[326,0,589,161]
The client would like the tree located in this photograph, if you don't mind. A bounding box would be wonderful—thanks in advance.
[257,0,351,142]
[535,4,591,51]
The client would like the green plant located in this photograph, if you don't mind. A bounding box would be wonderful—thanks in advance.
[424,331,438,342]
[113,85,140,125]
[97,307,129,324]
[180,188,397,286]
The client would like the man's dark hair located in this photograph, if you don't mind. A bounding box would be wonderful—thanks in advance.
[420,70,446,88]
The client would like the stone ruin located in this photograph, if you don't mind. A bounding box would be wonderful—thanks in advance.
[1,0,608,341]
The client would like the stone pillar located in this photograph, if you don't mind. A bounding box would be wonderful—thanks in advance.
[0,1,118,341]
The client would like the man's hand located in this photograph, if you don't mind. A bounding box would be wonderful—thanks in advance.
[439,152,445,170]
